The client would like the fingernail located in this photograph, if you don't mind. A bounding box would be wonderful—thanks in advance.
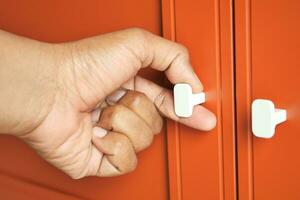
[93,127,108,138]
[91,108,102,123]
[106,89,127,105]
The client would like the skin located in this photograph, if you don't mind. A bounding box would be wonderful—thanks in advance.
[0,28,216,179]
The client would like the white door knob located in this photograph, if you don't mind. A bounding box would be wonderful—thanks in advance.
[173,83,205,117]
[252,99,287,138]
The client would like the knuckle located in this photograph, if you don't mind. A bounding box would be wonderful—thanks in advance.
[68,172,84,180]
[110,104,125,114]
[101,104,125,122]
[115,133,132,149]
[123,91,148,105]
[134,91,148,100]
[124,28,150,64]
[127,157,138,173]
[128,27,149,39]
[154,116,164,134]
[121,154,138,174]
[176,43,189,57]
[125,28,150,49]
[98,105,123,129]
[136,129,154,152]
[143,131,154,148]
[154,88,169,111]
[131,90,147,99]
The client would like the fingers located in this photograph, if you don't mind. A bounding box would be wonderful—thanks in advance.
[69,129,137,178]
[118,91,163,134]
[132,76,216,131]
[96,104,154,152]
[69,127,137,178]
[87,78,214,178]
[92,130,137,177]
[88,91,163,177]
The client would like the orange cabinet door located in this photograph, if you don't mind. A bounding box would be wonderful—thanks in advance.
[236,0,300,199]
[0,0,237,199]
[0,1,169,200]
[163,0,237,199]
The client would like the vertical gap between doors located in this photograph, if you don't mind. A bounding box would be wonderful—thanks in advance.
[231,0,240,199]
[159,1,170,199]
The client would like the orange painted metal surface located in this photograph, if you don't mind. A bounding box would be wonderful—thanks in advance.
[219,1,237,199]
[163,0,237,199]
[235,0,254,199]
[162,1,183,200]
[0,0,169,199]
[0,0,238,199]
[236,0,300,199]
[0,173,81,200]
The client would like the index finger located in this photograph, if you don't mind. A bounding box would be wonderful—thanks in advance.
[142,31,203,93]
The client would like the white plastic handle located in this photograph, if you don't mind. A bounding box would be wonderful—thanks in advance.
[173,83,205,117]
[252,99,287,138]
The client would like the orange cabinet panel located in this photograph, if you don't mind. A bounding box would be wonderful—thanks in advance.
[0,173,81,200]
[236,0,300,199]
[0,1,169,200]
[163,0,236,199]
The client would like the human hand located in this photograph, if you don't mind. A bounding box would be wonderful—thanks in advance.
[0,28,216,178]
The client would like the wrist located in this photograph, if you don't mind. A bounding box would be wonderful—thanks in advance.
[0,31,58,136]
